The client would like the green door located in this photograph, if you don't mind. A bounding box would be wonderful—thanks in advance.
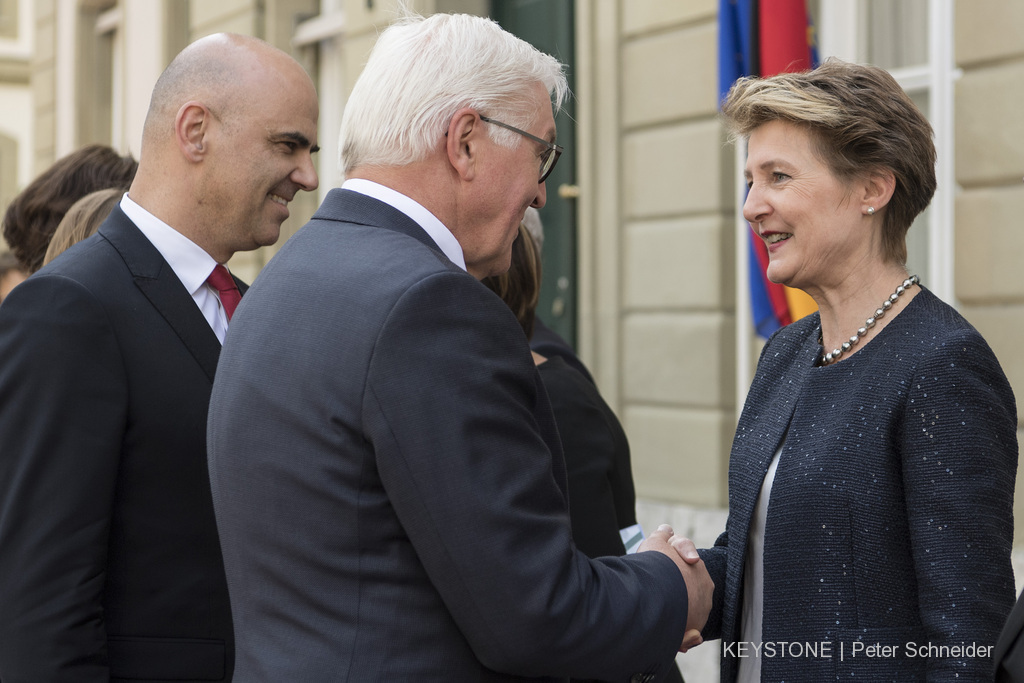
[490,0,578,348]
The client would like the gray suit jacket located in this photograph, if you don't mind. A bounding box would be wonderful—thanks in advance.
[208,189,689,682]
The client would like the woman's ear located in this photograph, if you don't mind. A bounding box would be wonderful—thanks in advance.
[446,107,481,182]
[862,169,896,214]
[176,101,211,162]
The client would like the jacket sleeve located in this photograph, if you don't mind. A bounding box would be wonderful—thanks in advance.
[362,271,689,682]
[898,329,1018,681]
[698,538,728,641]
[0,275,126,682]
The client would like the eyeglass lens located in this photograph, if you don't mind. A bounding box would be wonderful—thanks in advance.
[539,148,560,183]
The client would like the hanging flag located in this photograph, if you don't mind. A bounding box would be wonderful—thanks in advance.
[759,0,814,75]
[718,0,757,92]
[719,0,819,337]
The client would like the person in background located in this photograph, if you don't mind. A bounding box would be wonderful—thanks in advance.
[2,144,137,273]
[0,251,27,303]
[677,57,1017,682]
[482,224,688,683]
[207,10,710,682]
[521,207,594,384]
[482,224,640,559]
[43,187,124,266]
[0,32,318,683]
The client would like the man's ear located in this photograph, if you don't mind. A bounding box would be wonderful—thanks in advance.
[446,107,482,181]
[861,169,896,214]
[176,101,211,162]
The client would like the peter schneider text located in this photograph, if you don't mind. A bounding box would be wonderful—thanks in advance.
[723,640,994,662]
[841,641,993,661]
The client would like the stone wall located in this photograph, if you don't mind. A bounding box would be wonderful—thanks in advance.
[954,0,1024,545]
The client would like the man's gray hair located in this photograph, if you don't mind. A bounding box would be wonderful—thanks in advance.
[339,11,569,175]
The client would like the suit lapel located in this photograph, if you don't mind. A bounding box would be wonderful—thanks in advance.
[99,207,222,383]
[721,327,812,650]
[731,368,803,535]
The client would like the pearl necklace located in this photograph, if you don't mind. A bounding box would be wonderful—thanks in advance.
[818,274,919,366]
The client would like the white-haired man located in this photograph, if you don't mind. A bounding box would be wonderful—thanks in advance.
[208,12,710,682]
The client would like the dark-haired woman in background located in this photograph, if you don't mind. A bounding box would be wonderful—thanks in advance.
[482,225,640,560]
[2,144,137,273]
[482,224,688,682]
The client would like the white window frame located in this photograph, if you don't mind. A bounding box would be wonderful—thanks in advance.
[0,0,34,58]
[54,0,79,156]
[94,5,121,152]
[293,2,347,200]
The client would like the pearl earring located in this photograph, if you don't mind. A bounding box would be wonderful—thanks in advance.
[867,206,875,215]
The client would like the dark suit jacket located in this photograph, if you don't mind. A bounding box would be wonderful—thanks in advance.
[532,318,594,384]
[538,356,634,559]
[701,288,1016,683]
[208,188,688,683]
[0,207,236,682]
[995,589,1024,682]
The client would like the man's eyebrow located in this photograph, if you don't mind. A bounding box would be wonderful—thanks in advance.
[277,131,319,153]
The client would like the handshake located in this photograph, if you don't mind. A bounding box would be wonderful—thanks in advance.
[637,525,714,653]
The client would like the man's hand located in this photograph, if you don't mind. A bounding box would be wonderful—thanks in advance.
[637,525,713,652]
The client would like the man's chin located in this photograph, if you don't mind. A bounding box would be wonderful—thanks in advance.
[467,256,513,281]
[255,224,285,249]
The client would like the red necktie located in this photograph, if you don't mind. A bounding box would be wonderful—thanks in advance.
[207,264,241,320]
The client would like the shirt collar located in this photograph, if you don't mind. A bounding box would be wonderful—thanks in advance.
[120,193,220,293]
[341,178,466,272]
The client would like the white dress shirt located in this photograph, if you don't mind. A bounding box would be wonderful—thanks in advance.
[341,178,467,272]
[737,444,783,683]
[119,194,230,343]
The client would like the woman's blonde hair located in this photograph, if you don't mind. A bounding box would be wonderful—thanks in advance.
[43,188,123,266]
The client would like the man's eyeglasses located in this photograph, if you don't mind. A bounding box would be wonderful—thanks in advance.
[479,115,563,183]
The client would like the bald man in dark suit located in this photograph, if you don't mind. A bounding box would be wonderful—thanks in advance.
[0,33,318,682]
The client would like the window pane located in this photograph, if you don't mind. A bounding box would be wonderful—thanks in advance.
[866,0,928,69]
[0,0,16,40]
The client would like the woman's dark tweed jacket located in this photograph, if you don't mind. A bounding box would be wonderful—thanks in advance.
[700,287,1018,682]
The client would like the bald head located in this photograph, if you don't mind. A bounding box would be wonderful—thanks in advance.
[142,33,312,149]
[130,32,319,263]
